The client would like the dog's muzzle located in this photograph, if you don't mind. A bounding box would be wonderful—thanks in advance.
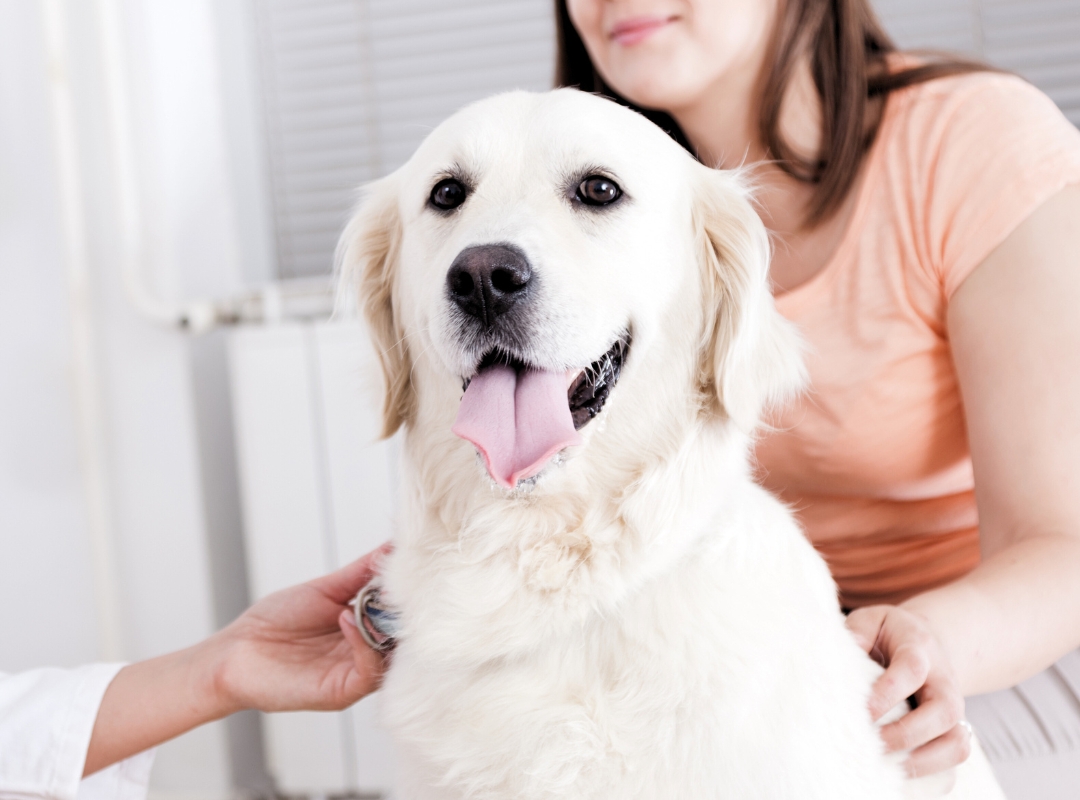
[444,243,632,489]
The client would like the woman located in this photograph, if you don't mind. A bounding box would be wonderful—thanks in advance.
[558,0,1080,787]
[0,550,383,799]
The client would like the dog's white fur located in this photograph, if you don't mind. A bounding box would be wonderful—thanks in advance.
[339,89,1004,800]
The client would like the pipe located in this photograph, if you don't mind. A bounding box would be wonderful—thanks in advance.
[95,0,336,335]
[41,0,125,663]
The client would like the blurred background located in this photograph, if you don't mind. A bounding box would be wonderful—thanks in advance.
[0,1,1076,798]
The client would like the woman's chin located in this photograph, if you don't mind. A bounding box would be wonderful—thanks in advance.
[590,38,713,112]
[603,64,710,114]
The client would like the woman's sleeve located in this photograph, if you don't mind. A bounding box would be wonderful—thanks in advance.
[919,74,1080,298]
[0,666,155,800]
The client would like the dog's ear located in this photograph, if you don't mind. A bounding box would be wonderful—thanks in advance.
[336,175,414,438]
[693,167,806,431]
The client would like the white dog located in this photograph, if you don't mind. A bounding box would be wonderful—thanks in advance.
[338,89,1004,800]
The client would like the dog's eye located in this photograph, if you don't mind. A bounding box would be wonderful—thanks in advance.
[576,176,622,206]
[430,178,467,210]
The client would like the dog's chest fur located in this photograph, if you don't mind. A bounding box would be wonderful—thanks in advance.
[377,431,908,800]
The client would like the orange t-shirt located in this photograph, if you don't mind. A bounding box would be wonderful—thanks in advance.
[755,72,1080,608]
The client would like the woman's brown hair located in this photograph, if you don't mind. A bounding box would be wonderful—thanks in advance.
[555,0,991,226]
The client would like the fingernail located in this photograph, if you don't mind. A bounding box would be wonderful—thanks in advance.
[340,608,358,628]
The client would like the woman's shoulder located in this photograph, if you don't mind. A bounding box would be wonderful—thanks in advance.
[875,65,1080,297]
[884,66,1080,159]
[900,67,1046,106]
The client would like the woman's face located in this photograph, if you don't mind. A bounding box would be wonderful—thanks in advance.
[565,0,779,113]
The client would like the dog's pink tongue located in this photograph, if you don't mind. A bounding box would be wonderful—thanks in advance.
[452,365,582,488]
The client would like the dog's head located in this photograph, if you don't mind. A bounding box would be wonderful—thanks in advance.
[339,89,803,494]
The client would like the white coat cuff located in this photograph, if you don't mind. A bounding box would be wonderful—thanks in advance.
[0,664,156,800]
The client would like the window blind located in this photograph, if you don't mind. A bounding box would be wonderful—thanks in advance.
[252,0,554,278]
[872,0,982,55]
[253,0,1078,279]
[872,0,1080,123]
[979,1,1080,123]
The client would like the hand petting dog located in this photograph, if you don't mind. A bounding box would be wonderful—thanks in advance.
[847,605,971,780]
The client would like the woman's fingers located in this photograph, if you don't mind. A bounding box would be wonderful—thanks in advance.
[339,607,376,655]
[868,642,931,722]
[845,603,973,779]
[845,606,890,655]
[879,683,963,752]
[338,608,386,694]
[904,722,973,778]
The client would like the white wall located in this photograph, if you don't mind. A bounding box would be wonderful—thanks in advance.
[0,0,100,674]
[0,0,273,795]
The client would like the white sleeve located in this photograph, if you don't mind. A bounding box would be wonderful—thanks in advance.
[0,665,156,800]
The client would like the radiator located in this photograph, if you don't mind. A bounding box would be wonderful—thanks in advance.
[229,320,397,796]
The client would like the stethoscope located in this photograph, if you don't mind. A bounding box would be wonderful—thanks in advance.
[352,581,399,653]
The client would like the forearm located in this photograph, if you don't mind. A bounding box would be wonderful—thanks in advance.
[83,638,235,777]
[901,533,1080,697]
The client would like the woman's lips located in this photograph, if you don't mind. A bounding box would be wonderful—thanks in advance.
[608,15,675,46]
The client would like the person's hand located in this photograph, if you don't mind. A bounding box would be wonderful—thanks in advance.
[85,547,392,778]
[205,546,391,715]
[846,605,972,778]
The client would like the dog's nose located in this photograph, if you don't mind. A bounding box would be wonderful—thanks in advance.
[446,244,533,326]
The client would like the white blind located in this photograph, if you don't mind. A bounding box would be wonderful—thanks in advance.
[253,0,555,278]
[873,0,982,54]
[253,0,1078,278]
[872,0,1080,123]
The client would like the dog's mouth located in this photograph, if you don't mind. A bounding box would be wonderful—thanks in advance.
[566,335,631,429]
[453,332,631,488]
[464,334,631,430]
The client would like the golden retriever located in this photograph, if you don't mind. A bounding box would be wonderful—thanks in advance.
[338,88,1003,800]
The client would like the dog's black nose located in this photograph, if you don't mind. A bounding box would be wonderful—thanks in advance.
[446,244,533,326]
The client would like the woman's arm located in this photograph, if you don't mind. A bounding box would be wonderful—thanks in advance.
[847,184,1080,776]
[912,183,1080,691]
[83,550,384,777]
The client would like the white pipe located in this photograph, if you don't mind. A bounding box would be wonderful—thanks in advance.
[94,0,336,334]
[95,0,185,329]
[94,0,240,333]
[41,0,125,663]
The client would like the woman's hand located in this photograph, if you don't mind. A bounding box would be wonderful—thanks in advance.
[208,546,390,714]
[846,605,973,778]
[84,547,389,778]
